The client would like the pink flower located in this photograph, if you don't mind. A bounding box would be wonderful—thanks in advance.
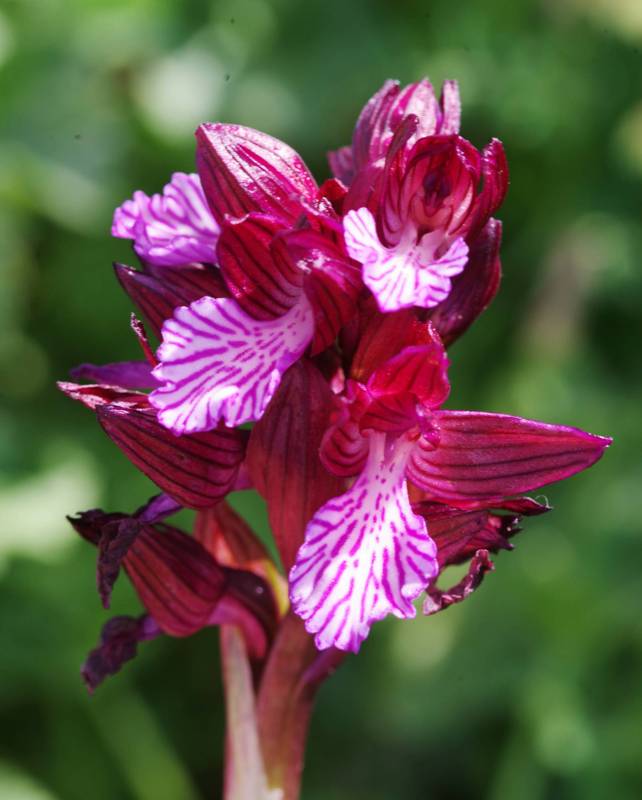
[344,125,508,312]
[290,323,610,652]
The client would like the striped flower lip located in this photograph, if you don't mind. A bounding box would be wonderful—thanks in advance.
[112,172,220,266]
[344,208,468,311]
[290,431,438,652]
[150,294,315,434]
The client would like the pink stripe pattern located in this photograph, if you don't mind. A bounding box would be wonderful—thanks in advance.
[150,295,314,434]
[290,433,438,652]
[344,207,468,312]
[112,172,220,266]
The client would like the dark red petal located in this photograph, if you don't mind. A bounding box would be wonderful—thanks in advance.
[97,517,140,608]
[81,614,160,693]
[423,549,494,615]
[316,178,348,216]
[427,218,502,346]
[319,382,370,476]
[123,525,227,637]
[217,214,303,320]
[283,228,362,353]
[67,508,124,546]
[70,496,182,609]
[350,307,436,384]
[70,360,158,390]
[468,139,509,239]
[246,360,342,571]
[360,392,424,434]
[115,261,227,338]
[408,410,612,502]
[96,494,182,608]
[196,123,317,225]
[125,525,275,656]
[58,383,246,509]
[366,339,450,409]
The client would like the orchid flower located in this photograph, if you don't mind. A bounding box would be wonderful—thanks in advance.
[290,322,609,651]
[343,117,507,312]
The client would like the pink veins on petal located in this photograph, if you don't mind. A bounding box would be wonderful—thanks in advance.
[289,432,438,652]
[150,295,314,434]
[344,207,468,312]
[112,172,220,266]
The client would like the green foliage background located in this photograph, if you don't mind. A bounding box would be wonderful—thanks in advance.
[1,0,641,798]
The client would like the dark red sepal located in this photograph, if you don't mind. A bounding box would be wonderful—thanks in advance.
[423,550,494,615]
[247,360,342,571]
[58,383,246,508]
[81,614,161,693]
[114,261,227,338]
[216,213,303,320]
[427,219,503,346]
[196,123,317,225]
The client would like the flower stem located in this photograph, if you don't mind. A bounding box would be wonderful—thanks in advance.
[255,613,345,800]
[220,625,273,800]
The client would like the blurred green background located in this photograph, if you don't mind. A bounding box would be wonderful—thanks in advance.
[1,0,641,798]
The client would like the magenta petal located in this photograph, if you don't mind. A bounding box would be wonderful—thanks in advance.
[70,360,158,390]
[150,295,314,433]
[327,145,355,185]
[290,433,438,652]
[217,214,303,320]
[427,218,502,346]
[115,262,227,339]
[135,493,182,524]
[351,79,400,173]
[423,549,494,615]
[348,78,457,178]
[112,172,219,266]
[439,80,461,135]
[81,614,160,693]
[196,123,317,225]
[408,411,612,502]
